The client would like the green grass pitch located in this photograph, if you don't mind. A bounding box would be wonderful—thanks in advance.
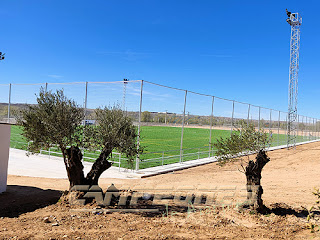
[10,125,294,169]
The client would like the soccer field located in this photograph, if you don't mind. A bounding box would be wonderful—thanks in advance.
[9,125,291,169]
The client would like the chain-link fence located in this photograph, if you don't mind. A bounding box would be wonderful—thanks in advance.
[1,80,320,170]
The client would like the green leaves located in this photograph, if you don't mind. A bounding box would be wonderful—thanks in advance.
[213,121,272,164]
[16,88,84,154]
[84,106,140,165]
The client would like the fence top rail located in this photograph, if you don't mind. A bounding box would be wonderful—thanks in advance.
[3,80,143,86]
[2,80,320,121]
[88,80,142,84]
[143,80,291,113]
[6,83,46,86]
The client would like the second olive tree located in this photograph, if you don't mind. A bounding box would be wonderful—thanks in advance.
[213,122,272,212]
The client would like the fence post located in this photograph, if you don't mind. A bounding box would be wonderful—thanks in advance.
[209,96,214,157]
[7,83,11,123]
[258,106,261,130]
[302,116,304,141]
[269,109,272,135]
[309,117,311,141]
[286,114,288,146]
[314,118,316,140]
[278,111,280,146]
[231,100,235,135]
[316,119,319,139]
[162,152,164,166]
[297,115,299,143]
[84,81,88,118]
[45,82,48,92]
[135,80,144,171]
[247,104,251,127]
[180,90,188,163]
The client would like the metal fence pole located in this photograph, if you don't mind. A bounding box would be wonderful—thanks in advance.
[314,118,316,140]
[302,116,304,141]
[209,96,215,157]
[135,80,144,171]
[316,119,319,139]
[7,83,11,123]
[309,117,311,141]
[316,118,318,139]
[286,115,288,146]
[247,104,250,127]
[316,119,318,139]
[84,82,88,118]
[258,106,261,130]
[162,152,164,166]
[231,100,235,135]
[316,118,318,140]
[278,111,280,146]
[297,115,300,143]
[269,109,272,135]
[304,116,306,141]
[180,90,188,163]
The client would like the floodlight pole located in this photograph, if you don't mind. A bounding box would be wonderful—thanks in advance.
[286,10,302,149]
[136,80,144,171]
[123,79,128,111]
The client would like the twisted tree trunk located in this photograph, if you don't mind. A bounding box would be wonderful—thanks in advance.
[65,146,85,188]
[85,150,112,186]
[244,150,270,212]
[63,146,112,188]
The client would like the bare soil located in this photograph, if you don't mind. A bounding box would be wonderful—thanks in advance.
[1,142,320,239]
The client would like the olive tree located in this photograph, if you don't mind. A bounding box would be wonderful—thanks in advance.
[17,89,140,188]
[213,121,272,212]
[83,107,139,185]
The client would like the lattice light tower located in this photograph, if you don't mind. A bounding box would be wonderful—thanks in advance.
[123,78,129,111]
[286,9,302,148]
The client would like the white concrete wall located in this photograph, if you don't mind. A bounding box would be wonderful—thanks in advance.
[0,124,11,193]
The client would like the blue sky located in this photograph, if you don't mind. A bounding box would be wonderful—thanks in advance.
[1,0,320,118]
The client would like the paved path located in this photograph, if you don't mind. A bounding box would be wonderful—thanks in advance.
[8,149,139,179]
[7,148,218,179]
[7,140,319,179]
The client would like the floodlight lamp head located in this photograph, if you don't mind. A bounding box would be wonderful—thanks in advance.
[286,9,291,17]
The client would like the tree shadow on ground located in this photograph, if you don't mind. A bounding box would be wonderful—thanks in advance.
[267,203,320,218]
[0,185,62,218]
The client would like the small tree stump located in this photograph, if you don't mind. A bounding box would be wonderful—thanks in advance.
[244,150,270,212]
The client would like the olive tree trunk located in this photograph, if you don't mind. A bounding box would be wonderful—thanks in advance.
[85,149,112,186]
[244,150,270,212]
[63,146,112,188]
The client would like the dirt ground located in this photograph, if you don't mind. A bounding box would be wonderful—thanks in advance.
[1,142,320,239]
